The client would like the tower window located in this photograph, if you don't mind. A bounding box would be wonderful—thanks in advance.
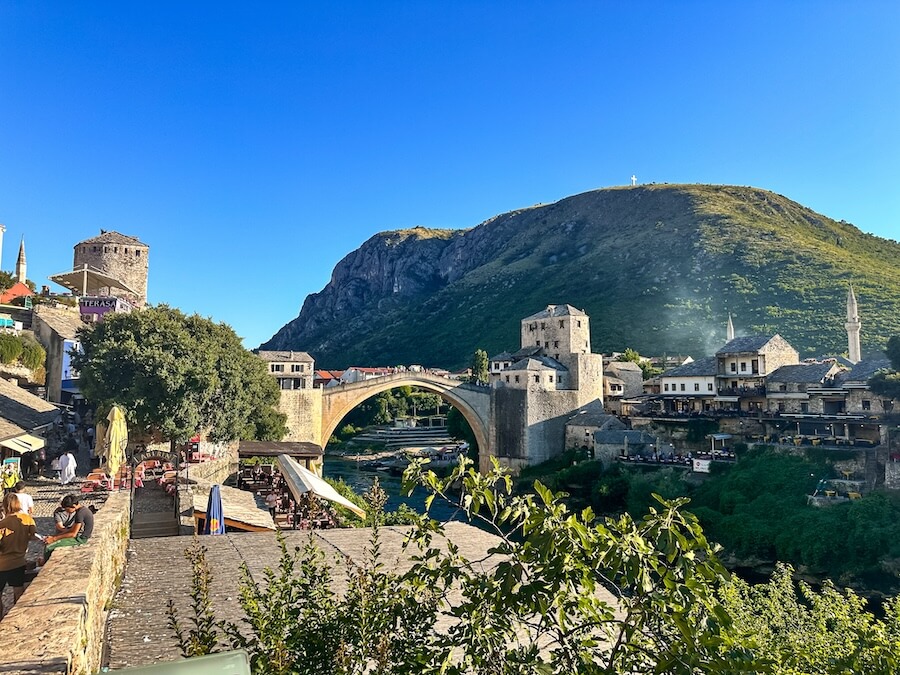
[136,250,141,257]
[577,320,581,328]
[559,320,564,328]
[540,322,545,329]
[114,247,118,253]
[553,341,559,348]
[125,248,128,253]
[515,375,520,383]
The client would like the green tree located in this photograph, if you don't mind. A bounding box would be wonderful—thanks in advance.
[471,348,489,385]
[72,305,286,443]
[617,347,661,380]
[869,335,900,401]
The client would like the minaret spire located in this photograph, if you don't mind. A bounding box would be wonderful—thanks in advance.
[726,313,735,342]
[14,237,26,284]
[845,285,861,364]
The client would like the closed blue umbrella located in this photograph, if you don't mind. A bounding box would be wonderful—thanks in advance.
[203,484,225,535]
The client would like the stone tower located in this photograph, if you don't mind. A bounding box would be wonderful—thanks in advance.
[726,313,735,342]
[73,231,149,307]
[15,238,26,284]
[845,285,861,364]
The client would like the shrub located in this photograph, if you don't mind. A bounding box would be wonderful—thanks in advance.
[20,339,45,371]
[0,334,22,364]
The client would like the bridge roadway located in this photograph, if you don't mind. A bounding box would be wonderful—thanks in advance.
[319,372,492,461]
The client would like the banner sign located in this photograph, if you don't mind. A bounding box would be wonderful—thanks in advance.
[692,459,711,474]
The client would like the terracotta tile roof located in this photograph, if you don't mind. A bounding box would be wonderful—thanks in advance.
[0,283,34,304]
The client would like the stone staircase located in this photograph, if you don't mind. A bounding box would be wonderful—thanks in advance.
[351,425,457,449]
[130,511,181,539]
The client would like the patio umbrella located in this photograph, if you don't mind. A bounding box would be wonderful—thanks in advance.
[204,484,226,534]
[104,406,128,480]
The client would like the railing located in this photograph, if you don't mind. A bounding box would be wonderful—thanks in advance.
[717,386,766,397]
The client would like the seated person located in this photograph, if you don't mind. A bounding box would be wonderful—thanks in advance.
[44,495,94,557]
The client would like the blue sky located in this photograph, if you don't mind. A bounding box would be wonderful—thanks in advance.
[1,2,897,348]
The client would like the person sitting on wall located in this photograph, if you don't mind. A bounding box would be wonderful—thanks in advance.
[44,495,94,557]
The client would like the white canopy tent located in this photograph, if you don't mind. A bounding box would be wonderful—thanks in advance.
[49,264,139,297]
[277,454,366,519]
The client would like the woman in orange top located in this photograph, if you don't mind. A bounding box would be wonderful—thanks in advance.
[0,492,38,618]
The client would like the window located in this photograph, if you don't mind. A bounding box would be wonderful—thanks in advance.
[778,402,786,412]
[544,341,549,347]
[296,379,304,389]
[554,354,559,360]
[800,402,809,413]
[559,320,564,328]
[751,359,759,374]
[291,364,303,372]
[548,376,554,383]
[114,247,118,253]
[82,247,86,253]
[125,248,128,253]
[553,341,559,348]
[271,364,284,372]
[514,375,520,383]
[862,400,871,411]
[534,375,540,383]
[730,362,736,372]
[779,384,787,392]
[707,383,713,391]
[536,340,541,346]
[92,246,97,252]
[664,384,669,391]
[740,362,747,372]
[505,375,509,383]
[529,323,535,332]
[540,322,545,329]
[680,383,686,391]
[136,250,141,257]
[577,320,582,328]
[694,383,700,391]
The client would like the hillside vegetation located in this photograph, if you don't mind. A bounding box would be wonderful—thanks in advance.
[263,184,900,368]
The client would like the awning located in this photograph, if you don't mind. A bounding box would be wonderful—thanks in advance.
[708,433,733,441]
[49,265,138,296]
[1,434,46,453]
[277,454,366,519]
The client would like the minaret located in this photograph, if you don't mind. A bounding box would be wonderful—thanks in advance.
[14,238,26,284]
[845,285,861,364]
[726,313,735,342]
[0,225,5,272]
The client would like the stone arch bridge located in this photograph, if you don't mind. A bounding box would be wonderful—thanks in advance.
[318,372,491,457]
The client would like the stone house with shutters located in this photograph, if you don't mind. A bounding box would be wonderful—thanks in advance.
[714,335,799,412]
[258,350,320,444]
[659,356,718,413]
[765,362,843,414]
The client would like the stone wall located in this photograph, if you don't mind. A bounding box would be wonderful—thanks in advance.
[74,242,149,307]
[278,387,323,443]
[0,492,131,675]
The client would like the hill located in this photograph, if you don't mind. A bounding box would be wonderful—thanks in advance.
[261,185,900,369]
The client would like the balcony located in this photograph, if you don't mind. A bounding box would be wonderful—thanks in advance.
[717,386,766,398]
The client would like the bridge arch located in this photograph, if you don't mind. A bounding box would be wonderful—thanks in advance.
[319,373,491,459]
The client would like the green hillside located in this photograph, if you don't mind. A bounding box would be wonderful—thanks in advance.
[262,185,900,369]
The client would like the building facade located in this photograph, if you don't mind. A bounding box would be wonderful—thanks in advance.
[73,231,149,307]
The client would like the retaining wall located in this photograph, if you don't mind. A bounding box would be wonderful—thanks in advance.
[0,491,131,674]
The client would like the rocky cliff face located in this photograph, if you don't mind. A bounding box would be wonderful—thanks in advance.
[261,185,900,369]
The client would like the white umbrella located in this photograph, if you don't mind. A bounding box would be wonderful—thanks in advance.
[277,454,366,519]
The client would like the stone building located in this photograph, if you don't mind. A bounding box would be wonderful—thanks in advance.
[258,350,321,444]
[73,231,149,307]
[765,362,843,414]
[32,304,85,404]
[659,356,718,413]
[564,401,625,451]
[715,334,800,412]
[489,304,605,470]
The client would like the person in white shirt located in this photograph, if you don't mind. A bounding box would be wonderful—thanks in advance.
[59,452,77,485]
[12,483,33,515]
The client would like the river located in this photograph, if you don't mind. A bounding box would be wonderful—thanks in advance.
[323,455,464,522]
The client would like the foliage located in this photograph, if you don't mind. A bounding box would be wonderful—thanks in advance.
[617,347,661,380]
[868,334,900,401]
[72,305,287,442]
[0,271,14,291]
[446,406,477,454]
[170,455,900,673]
[169,483,438,674]
[722,563,900,674]
[0,333,23,364]
[19,338,45,371]
[471,348,488,385]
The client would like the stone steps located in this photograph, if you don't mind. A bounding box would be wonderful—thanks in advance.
[131,512,180,539]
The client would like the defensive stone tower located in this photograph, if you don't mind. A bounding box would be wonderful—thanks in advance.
[846,285,861,364]
[73,231,149,307]
[15,238,26,284]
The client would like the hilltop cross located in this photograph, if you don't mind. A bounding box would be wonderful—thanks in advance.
[631,175,637,186]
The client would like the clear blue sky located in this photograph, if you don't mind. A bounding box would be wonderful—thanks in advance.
[1,2,897,348]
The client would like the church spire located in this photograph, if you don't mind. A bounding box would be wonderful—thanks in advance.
[14,237,26,284]
[845,285,861,364]
[726,313,735,342]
